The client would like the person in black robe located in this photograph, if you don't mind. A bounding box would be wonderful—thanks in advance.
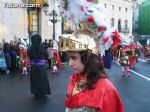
[9,41,17,71]
[28,34,51,97]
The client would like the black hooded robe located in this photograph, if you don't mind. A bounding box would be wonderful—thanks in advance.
[28,44,51,96]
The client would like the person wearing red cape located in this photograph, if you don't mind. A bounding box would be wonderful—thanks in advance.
[119,47,130,77]
[50,40,62,73]
[58,0,124,111]
[19,39,28,75]
[59,32,124,112]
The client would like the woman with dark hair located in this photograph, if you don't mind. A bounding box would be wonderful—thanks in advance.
[58,0,124,111]
[28,34,51,97]
[65,50,124,112]
[59,35,124,112]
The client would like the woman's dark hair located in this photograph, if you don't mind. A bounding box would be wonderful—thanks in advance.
[31,34,41,47]
[79,50,107,89]
[29,34,48,60]
[3,42,10,50]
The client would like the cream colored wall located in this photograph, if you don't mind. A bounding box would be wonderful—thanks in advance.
[100,0,133,36]
[0,0,28,43]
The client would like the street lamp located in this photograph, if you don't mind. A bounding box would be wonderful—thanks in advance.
[43,2,59,40]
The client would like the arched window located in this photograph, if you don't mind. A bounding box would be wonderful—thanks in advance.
[104,4,107,8]
[111,18,115,27]
[118,19,121,32]
[124,19,129,33]
[112,5,114,10]
[119,6,121,11]
[125,20,128,29]
[125,8,128,12]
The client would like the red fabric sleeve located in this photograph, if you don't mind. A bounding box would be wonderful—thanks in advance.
[101,90,124,112]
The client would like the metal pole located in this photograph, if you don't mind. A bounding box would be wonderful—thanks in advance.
[53,10,55,40]
[61,18,64,34]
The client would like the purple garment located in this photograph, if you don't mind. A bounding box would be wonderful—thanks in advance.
[4,52,10,57]
[11,51,17,56]
[103,54,112,69]
[31,59,46,65]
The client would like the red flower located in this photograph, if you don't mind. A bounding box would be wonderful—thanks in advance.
[98,26,106,31]
[87,0,92,2]
[102,37,109,44]
[112,31,121,47]
[80,6,84,12]
[87,16,94,23]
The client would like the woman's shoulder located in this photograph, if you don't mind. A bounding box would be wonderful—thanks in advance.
[95,78,116,91]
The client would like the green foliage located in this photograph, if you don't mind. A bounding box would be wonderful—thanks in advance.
[93,0,98,4]
[139,1,150,35]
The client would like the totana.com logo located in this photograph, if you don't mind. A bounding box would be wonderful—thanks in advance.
[4,3,41,8]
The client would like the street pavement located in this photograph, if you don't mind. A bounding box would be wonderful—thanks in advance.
[107,61,150,112]
[0,66,71,112]
[0,60,150,112]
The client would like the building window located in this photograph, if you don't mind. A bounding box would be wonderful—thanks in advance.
[111,18,115,27]
[119,6,121,11]
[32,8,40,35]
[79,44,82,48]
[60,40,63,47]
[125,20,128,29]
[112,5,114,10]
[72,43,75,49]
[136,3,139,8]
[124,19,129,33]
[125,8,128,12]
[66,40,69,47]
[118,19,121,32]
[104,4,107,8]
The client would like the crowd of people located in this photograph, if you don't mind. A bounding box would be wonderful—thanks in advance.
[0,37,62,75]
[42,39,62,73]
[110,43,150,77]
[0,35,62,97]
[1,34,150,112]
[1,38,28,74]
[1,36,148,77]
